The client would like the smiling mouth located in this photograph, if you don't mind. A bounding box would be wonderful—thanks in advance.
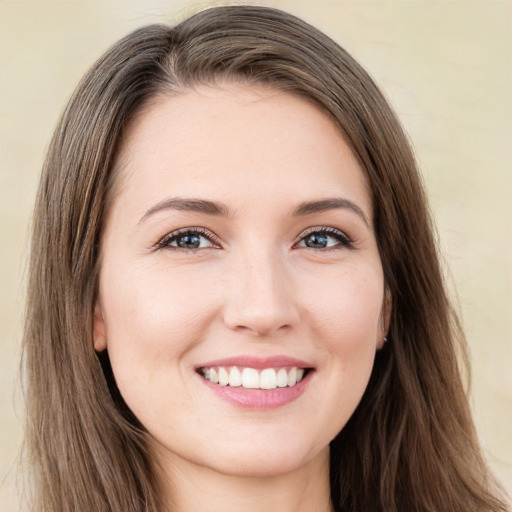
[197,366,312,390]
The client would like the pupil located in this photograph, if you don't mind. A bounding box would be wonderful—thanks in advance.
[177,234,200,248]
[306,233,327,248]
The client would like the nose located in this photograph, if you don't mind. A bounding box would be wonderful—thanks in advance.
[222,246,300,338]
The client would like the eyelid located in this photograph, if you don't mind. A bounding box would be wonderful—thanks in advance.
[294,226,354,249]
[153,225,354,252]
[154,227,222,251]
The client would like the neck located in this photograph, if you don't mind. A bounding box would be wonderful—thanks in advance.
[156,446,333,512]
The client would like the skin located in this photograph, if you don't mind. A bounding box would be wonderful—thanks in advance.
[94,82,389,512]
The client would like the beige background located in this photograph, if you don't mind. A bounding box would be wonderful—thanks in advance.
[1,0,510,509]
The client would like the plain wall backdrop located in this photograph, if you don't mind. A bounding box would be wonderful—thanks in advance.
[1,1,510,509]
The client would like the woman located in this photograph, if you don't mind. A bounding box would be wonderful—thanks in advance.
[22,5,508,512]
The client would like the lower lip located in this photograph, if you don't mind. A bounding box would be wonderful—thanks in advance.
[200,372,313,409]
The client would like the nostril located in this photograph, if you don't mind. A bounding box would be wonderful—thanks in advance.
[222,277,299,336]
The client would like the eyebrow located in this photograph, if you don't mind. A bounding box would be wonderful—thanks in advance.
[139,196,370,227]
[139,197,231,223]
[292,198,371,227]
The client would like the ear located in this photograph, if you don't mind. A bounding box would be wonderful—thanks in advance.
[93,302,107,352]
[377,288,392,350]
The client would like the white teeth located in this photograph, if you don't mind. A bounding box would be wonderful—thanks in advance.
[201,365,309,389]
[287,367,297,387]
[218,367,229,386]
[229,366,242,387]
[260,369,277,390]
[277,368,288,388]
[210,368,219,384]
[241,368,260,389]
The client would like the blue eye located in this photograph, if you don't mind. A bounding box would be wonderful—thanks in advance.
[157,229,217,251]
[297,228,352,250]
[156,226,352,252]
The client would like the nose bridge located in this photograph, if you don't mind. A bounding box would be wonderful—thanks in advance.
[223,240,298,337]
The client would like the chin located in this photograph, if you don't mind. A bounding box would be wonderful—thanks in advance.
[198,437,328,479]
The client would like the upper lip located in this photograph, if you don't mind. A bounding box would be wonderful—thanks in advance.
[196,355,314,370]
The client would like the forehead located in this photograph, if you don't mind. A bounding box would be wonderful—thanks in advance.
[111,82,371,219]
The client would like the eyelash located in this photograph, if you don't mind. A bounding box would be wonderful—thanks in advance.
[295,226,354,250]
[155,227,222,253]
[155,226,354,253]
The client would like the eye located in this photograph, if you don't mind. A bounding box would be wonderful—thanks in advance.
[295,227,353,250]
[156,228,220,251]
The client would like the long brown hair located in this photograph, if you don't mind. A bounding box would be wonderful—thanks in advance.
[22,5,508,512]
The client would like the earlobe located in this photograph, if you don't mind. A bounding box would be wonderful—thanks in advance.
[377,288,392,349]
[93,302,107,352]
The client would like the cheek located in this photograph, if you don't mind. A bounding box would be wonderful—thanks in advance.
[99,263,220,393]
[300,266,383,423]
[303,265,384,350]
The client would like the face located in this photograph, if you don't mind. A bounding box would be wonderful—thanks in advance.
[94,83,389,479]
